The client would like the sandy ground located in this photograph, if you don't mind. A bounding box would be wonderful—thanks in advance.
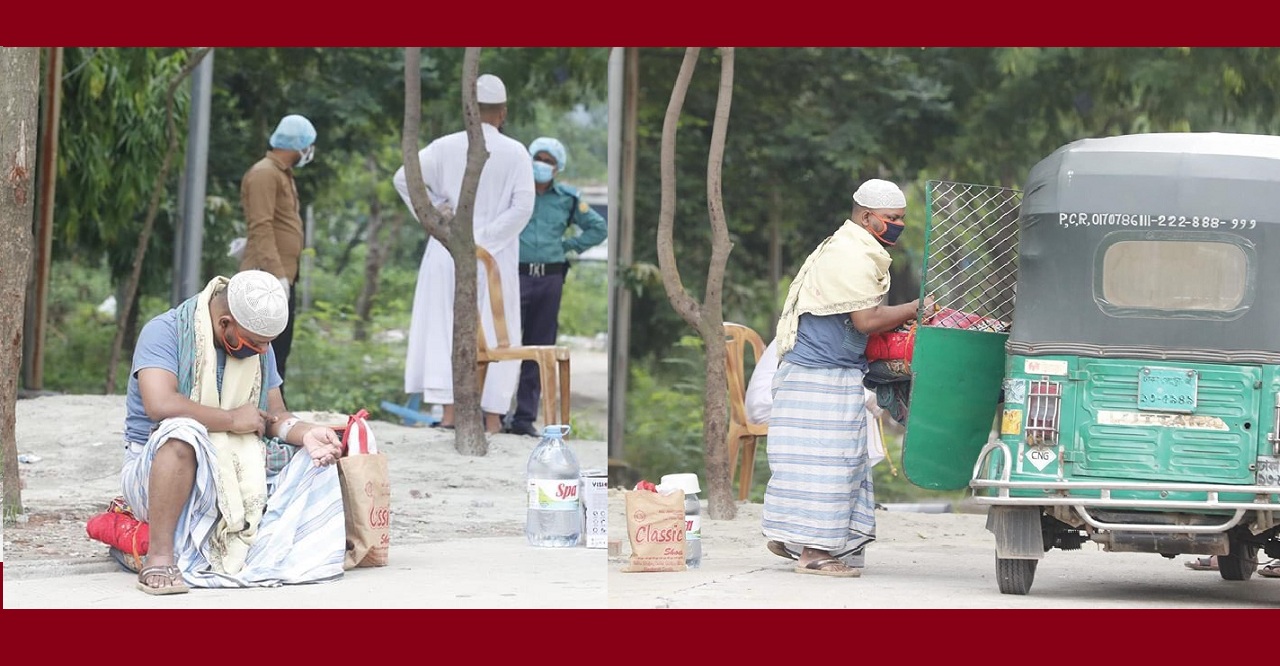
[607,493,1280,608]
[2,346,609,570]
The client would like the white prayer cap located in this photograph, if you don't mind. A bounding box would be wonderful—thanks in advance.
[476,74,507,104]
[852,179,907,209]
[226,270,289,338]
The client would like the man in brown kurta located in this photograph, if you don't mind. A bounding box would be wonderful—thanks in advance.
[239,114,316,392]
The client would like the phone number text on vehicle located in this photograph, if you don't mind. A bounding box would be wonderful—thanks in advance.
[1058,213,1258,230]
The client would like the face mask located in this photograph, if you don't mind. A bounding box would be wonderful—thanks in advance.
[296,145,315,168]
[869,211,906,247]
[532,161,555,184]
[220,320,266,359]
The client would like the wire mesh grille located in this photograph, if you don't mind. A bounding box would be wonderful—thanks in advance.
[923,181,1021,327]
[1026,380,1062,446]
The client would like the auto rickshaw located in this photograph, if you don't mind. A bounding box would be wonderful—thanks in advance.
[902,132,1280,595]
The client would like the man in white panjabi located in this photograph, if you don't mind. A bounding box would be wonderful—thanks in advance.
[393,73,535,433]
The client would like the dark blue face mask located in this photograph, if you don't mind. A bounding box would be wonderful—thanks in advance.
[869,212,906,247]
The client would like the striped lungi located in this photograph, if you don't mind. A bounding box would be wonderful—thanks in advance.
[121,417,346,588]
[761,362,876,554]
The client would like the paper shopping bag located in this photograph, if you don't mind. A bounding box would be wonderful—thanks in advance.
[337,452,390,569]
[621,488,687,572]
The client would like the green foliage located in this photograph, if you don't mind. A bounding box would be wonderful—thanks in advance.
[622,340,709,483]
[558,261,608,337]
[56,48,193,300]
[42,259,178,394]
[285,302,407,417]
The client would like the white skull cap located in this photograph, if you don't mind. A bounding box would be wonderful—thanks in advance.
[852,179,907,209]
[226,270,289,338]
[476,74,507,104]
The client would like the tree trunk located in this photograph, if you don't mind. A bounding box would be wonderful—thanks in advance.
[1,47,40,520]
[401,47,488,456]
[354,153,385,342]
[655,47,738,520]
[104,47,211,394]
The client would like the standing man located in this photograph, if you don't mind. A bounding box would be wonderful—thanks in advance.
[393,74,535,433]
[239,113,317,394]
[761,179,932,578]
[504,137,607,437]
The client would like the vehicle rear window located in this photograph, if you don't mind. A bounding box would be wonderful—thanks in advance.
[1100,240,1247,311]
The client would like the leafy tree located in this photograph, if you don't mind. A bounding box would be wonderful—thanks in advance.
[655,48,737,520]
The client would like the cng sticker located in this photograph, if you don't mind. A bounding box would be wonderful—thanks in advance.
[1001,409,1023,435]
[1024,359,1068,376]
[1025,447,1055,471]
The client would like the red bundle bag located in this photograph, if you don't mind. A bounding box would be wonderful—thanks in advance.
[85,496,149,570]
[866,323,918,363]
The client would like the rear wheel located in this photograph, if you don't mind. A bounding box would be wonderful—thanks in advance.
[1219,530,1259,581]
[996,555,1038,595]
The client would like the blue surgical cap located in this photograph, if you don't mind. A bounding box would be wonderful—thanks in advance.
[528,137,567,171]
[269,114,316,151]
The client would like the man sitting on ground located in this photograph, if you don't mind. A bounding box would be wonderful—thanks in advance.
[122,270,346,595]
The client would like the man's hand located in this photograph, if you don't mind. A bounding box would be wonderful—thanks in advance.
[436,203,454,219]
[277,276,291,299]
[228,403,270,437]
[301,426,344,467]
[922,293,938,316]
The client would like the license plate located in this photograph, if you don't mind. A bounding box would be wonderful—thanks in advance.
[1258,457,1280,488]
[1137,367,1197,413]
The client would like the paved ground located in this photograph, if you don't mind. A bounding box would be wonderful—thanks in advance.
[3,537,604,609]
[607,497,1280,609]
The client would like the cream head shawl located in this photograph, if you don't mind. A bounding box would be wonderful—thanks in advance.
[191,276,270,575]
[776,220,892,356]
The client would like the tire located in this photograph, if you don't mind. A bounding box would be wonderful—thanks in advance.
[996,555,1038,595]
[1218,532,1259,581]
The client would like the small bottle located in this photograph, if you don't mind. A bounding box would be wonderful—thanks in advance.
[661,473,701,569]
[526,425,580,548]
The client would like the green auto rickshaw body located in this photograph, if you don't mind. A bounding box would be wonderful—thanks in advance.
[904,133,1280,593]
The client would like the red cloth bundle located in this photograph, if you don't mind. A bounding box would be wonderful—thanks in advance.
[929,307,1008,332]
[867,324,917,363]
[85,496,149,566]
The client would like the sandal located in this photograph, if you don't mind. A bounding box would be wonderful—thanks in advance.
[136,564,190,595]
[767,540,797,561]
[1184,556,1218,571]
[1260,560,1280,578]
[794,557,861,578]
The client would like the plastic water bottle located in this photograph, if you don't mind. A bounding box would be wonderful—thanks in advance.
[661,473,702,568]
[526,425,580,547]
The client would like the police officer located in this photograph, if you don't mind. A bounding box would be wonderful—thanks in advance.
[505,137,607,437]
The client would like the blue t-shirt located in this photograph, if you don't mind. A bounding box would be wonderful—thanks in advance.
[782,312,869,370]
[124,309,283,444]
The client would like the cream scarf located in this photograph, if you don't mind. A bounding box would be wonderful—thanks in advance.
[191,276,269,575]
[776,220,892,356]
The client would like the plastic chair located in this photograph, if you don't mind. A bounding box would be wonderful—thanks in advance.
[476,247,571,427]
[724,321,769,501]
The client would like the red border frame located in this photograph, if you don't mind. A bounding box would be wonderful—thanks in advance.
[3,1,1280,45]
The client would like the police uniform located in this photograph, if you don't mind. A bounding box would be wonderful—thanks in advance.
[509,181,608,433]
